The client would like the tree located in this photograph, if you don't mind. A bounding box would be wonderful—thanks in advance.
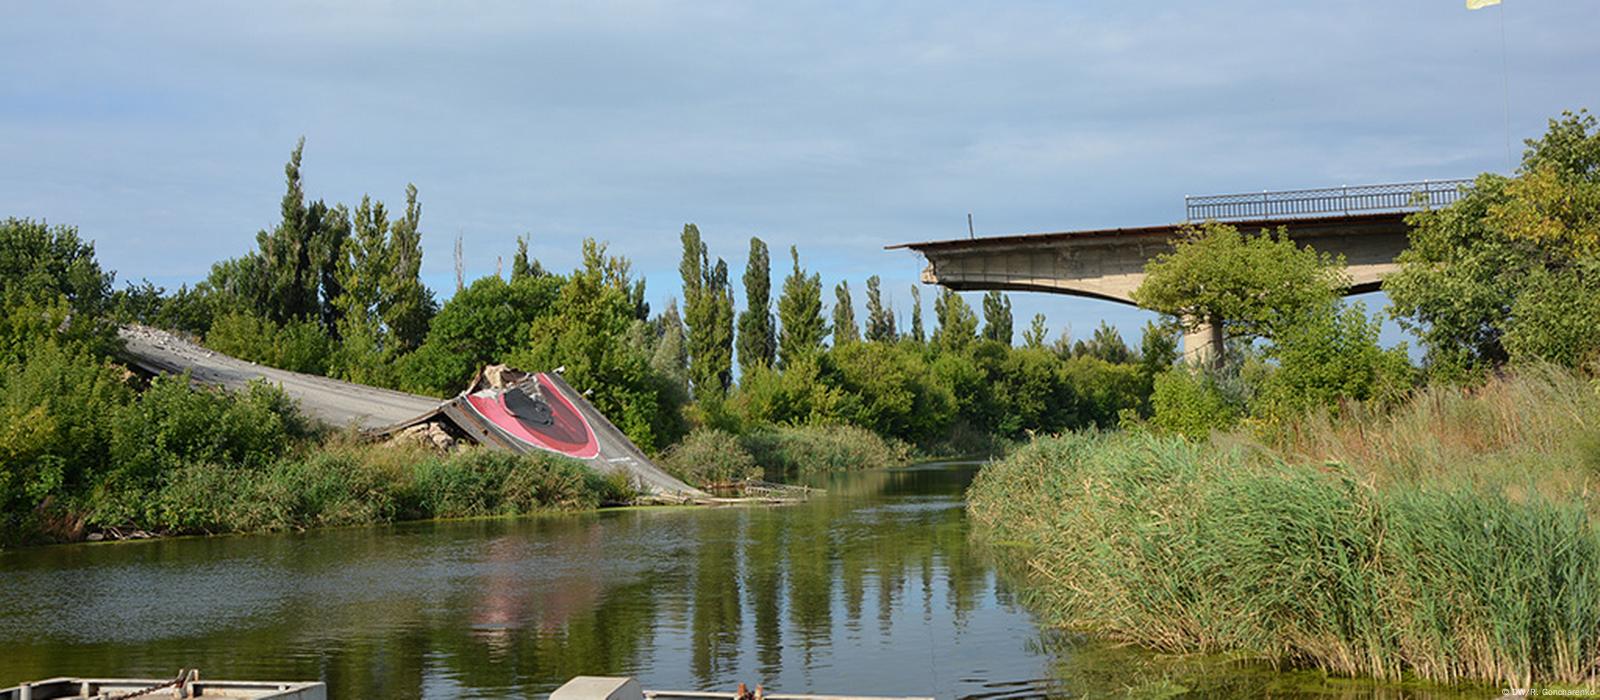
[909,285,925,343]
[1389,110,1600,374]
[1137,320,1179,378]
[1257,302,1412,418]
[777,246,826,367]
[311,202,350,333]
[652,299,690,397]
[832,281,859,345]
[0,218,116,353]
[1073,321,1133,364]
[736,237,776,373]
[337,196,389,323]
[931,289,978,352]
[381,183,435,351]
[1132,222,1347,365]
[1022,313,1048,349]
[512,243,685,452]
[679,225,734,398]
[981,291,1013,344]
[397,274,562,395]
[255,138,320,325]
[511,234,547,281]
[864,275,896,342]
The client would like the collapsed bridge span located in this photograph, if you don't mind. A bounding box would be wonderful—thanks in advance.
[117,325,704,501]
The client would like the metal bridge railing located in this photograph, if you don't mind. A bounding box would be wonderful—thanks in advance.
[1184,179,1474,222]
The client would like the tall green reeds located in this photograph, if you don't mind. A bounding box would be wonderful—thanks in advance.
[969,369,1600,688]
[97,443,631,536]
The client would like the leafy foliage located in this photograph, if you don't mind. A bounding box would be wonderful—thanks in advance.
[1256,302,1413,418]
[736,237,776,373]
[831,280,858,345]
[931,289,978,352]
[863,275,896,342]
[1133,222,1346,364]
[777,246,826,368]
[980,290,1012,344]
[679,224,735,398]
[1389,111,1600,375]
[399,274,562,395]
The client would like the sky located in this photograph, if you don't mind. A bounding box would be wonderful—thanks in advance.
[3,1,1597,349]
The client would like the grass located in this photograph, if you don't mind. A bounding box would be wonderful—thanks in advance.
[739,423,912,479]
[88,440,634,537]
[967,368,1600,689]
[661,424,914,488]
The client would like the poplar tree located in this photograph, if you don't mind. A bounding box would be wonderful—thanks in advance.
[257,138,319,325]
[736,237,777,373]
[679,224,735,397]
[313,202,350,333]
[777,246,826,367]
[652,299,690,397]
[864,275,896,342]
[832,281,859,345]
[932,289,978,351]
[909,285,925,343]
[338,195,389,321]
[981,290,1013,344]
[511,234,546,281]
[1022,313,1048,349]
[381,184,436,351]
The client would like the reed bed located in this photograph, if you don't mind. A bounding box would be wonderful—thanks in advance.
[968,370,1600,688]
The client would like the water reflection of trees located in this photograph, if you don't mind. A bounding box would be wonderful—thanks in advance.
[1,467,1002,699]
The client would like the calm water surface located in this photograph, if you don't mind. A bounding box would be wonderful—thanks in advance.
[0,464,1490,699]
[1,465,1063,698]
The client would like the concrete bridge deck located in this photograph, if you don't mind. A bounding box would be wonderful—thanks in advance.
[888,179,1472,359]
[886,211,1410,306]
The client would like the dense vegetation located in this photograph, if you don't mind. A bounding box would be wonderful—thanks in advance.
[969,110,1600,689]
[2,134,1180,542]
[971,369,1600,688]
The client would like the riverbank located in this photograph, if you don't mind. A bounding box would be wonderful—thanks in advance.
[967,368,1600,689]
[37,439,634,546]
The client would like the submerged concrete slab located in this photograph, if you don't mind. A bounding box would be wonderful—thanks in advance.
[551,676,645,700]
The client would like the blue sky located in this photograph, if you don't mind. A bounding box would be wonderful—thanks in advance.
[3,1,1596,348]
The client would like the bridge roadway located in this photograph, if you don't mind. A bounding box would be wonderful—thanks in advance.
[888,179,1472,360]
[888,212,1411,359]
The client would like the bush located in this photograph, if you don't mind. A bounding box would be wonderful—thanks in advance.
[661,428,760,487]
[205,312,333,375]
[1256,302,1414,419]
[0,339,132,541]
[105,443,614,536]
[399,275,563,396]
[740,423,911,478]
[1149,367,1240,439]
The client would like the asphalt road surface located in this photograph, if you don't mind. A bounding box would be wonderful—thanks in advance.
[119,324,443,430]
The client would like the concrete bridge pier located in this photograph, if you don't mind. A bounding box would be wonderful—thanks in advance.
[1181,321,1222,366]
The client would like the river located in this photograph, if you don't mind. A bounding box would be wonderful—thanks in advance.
[0,463,1487,699]
[0,464,1071,698]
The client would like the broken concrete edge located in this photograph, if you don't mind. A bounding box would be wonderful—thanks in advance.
[365,369,709,502]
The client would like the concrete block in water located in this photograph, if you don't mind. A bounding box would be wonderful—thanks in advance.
[550,676,644,700]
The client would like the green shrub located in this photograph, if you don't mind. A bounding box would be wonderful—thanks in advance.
[661,428,760,487]
[1149,367,1240,439]
[1256,302,1414,419]
[399,274,564,396]
[0,340,131,541]
[205,312,333,375]
[740,423,911,477]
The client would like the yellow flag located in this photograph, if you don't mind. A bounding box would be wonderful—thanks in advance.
[1467,0,1502,8]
